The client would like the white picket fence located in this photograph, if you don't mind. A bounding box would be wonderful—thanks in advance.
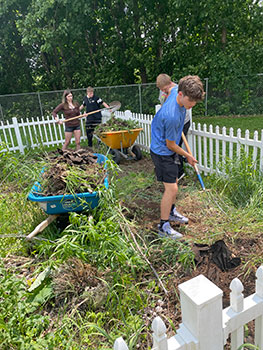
[1,110,263,174]
[114,267,263,350]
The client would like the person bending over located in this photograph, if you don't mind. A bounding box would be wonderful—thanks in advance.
[150,75,205,239]
[156,73,192,179]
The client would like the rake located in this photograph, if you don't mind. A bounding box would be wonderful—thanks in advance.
[61,101,121,124]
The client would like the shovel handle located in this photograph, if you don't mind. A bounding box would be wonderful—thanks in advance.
[61,101,121,124]
[181,132,205,190]
[61,109,101,124]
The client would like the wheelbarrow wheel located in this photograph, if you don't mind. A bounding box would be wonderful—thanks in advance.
[109,149,121,164]
[131,145,142,160]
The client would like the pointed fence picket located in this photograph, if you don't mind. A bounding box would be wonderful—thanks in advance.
[1,110,263,175]
[113,266,263,350]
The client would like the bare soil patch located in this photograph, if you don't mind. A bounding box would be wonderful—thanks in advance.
[117,156,259,306]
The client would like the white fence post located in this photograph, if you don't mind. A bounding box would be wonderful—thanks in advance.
[255,266,263,349]
[113,337,129,350]
[229,278,244,349]
[152,316,168,350]
[12,117,24,154]
[178,274,224,350]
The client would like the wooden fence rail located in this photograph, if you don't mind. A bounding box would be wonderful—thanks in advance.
[114,267,263,350]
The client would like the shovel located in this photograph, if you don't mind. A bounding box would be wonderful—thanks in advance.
[181,132,205,190]
[61,101,121,124]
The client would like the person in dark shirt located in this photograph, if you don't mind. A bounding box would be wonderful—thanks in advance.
[52,89,81,151]
[80,86,110,147]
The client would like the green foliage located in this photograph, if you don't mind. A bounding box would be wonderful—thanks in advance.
[1,0,263,97]
[0,144,45,191]
[237,344,259,350]
[207,150,263,209]
[0,265,52,349]
[160,239,195,271]
[95,116,141,134]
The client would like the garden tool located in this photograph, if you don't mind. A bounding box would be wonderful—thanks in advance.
[181,132,205,190]
[61,101,121,124]
[182,132,227,214]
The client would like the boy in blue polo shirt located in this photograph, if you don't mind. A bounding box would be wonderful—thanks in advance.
[150,75,205,239]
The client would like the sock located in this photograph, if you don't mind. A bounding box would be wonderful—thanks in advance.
[170,204,175,214]
[159,219,168,228]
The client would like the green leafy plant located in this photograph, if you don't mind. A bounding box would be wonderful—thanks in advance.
[207,149,263,209]
[161,239,195,271]
[95,116,140,134]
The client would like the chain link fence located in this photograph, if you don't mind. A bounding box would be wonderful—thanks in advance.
[0,74,262,122]
[0,83,159,122]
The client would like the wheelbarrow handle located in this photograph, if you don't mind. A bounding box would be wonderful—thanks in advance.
[181,132,205,190]
[26,215,59,240]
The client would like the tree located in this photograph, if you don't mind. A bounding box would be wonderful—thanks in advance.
[0,0,33,94]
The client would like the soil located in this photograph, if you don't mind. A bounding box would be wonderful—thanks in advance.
[116,155,260,344]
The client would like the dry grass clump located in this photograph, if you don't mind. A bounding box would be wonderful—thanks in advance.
[52,258,108,312]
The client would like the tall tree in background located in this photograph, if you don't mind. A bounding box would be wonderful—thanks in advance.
[0,0,33,94]
[0,0,263,93]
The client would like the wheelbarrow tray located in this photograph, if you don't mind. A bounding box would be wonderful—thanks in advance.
[27,153,109,215]
[99,128,143,149]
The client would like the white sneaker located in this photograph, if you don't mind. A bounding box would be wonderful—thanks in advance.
[169,208,188,224]
[158,222,183,240]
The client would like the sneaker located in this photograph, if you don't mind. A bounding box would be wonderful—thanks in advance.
[158,222,183,240]
[169,208,189,224]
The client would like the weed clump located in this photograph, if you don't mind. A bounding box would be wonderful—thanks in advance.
[95,116,140,134]
[41,149,106,196]
[52,258,108,311]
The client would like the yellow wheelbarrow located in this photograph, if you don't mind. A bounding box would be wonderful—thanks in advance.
[98,128,143,164]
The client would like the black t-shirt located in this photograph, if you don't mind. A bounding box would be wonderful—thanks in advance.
[82,95,104,123]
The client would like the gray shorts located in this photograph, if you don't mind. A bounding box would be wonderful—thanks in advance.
[150,150,179,183]
[65,125,81,132]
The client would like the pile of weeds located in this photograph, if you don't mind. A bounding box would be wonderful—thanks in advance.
[95,116,140,134]
[41,149,107,196]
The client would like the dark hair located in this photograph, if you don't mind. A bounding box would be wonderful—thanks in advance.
[178,75,205,101]
[62,89,72,104]
[62,89,78,108]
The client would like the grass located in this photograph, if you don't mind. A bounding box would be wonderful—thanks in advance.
[1,146,263,348]
[193,113,263,136]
